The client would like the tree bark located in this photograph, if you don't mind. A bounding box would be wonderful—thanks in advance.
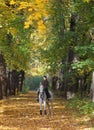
[19,70,25,92]
[0,53,7,99]
[90,72,94,102]
[11,70,19,95]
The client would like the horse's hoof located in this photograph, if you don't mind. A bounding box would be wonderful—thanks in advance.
[37,98,39,102]
[44,110,47,115]
[40,110,42,115]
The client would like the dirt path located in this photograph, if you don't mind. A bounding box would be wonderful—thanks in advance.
[0,91,93,130]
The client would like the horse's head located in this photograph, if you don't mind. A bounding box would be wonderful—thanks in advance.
[39,84,44,93]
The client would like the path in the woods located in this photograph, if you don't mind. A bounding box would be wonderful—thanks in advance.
[0,91,93,130]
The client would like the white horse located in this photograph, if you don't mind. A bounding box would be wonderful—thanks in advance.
[38,84,53,115]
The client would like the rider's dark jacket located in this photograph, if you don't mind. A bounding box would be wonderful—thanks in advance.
[42,79,50,98]
[42,79,49,89]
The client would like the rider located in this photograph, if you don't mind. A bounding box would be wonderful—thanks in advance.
[42,76,51,99]
[37,76,50,101]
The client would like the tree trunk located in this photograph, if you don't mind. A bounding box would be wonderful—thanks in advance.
[80,78,84,99]
[11,70,19,95]
[0,53,7,99]
[19,70,25,92]
[65,13,77,99]
[0,80,3,99]
[90,72,94,102]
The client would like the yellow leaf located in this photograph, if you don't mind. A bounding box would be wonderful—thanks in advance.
[10,0,16,5]
[24,22,30,29]
[9,27,17,35]
[28,8,33,12]
[83,0,90,2]
[34,12,41,20]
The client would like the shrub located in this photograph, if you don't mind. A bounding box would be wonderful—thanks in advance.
[66,96,94,115]
[21,85,30,94]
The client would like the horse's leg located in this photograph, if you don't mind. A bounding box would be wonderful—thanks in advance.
[39,100,42,115]
[44,101,47,115]
[50,100,54,116]
[47,100,54,116]
[47,101,51,115]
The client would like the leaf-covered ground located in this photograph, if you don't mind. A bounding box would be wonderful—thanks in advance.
[0,91,93,130]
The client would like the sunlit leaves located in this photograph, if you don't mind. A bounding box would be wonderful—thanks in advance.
[0,0,94,75]
[0,0,31,71]
[37,20,46,33]
[75,45,94,59]
[15,0,49,34]
[83,0,90,3]
[8,27,17,36]
[9,0,16,5]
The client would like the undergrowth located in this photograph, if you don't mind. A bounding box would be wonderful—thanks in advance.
[66,96,94,116]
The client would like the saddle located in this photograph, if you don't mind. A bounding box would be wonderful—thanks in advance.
[37,89,51,102]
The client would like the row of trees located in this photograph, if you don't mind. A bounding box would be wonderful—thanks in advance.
[33,0,94,101]
[0,0,50,99]
[0,53,25,99]
[47,0,94,101]
[0,0,94,101]
[0,0,31,99]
